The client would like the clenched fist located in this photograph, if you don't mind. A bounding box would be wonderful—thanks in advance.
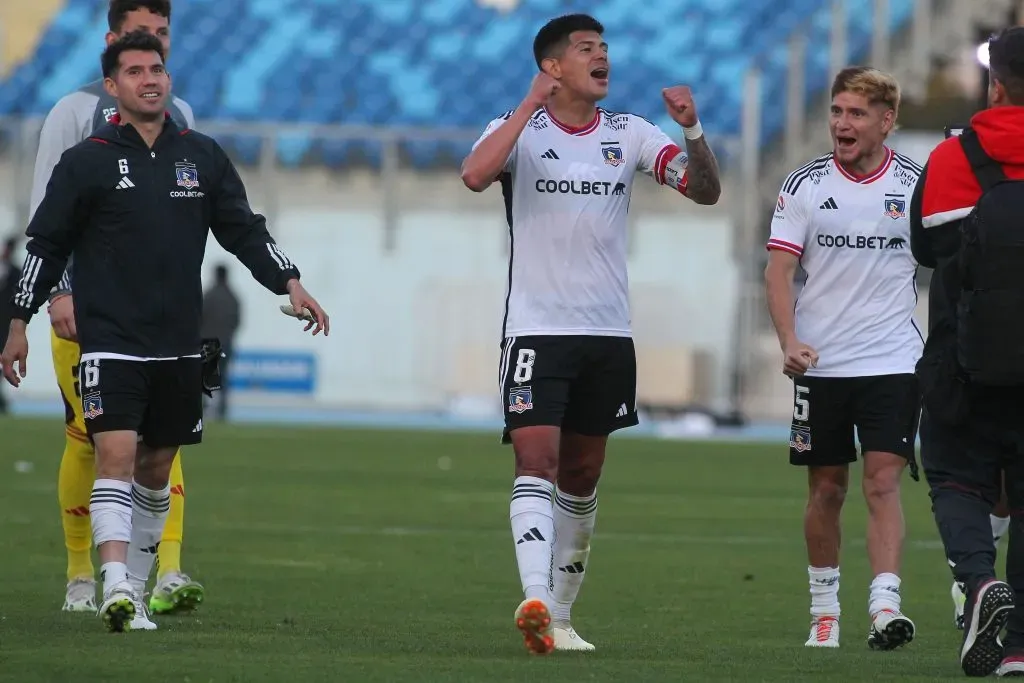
[662,85,699,128]
[525,73,561,111]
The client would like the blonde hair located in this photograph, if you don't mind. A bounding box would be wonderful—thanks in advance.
[831,66,901,117]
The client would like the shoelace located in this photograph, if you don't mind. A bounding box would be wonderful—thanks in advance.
[815,617,837,641]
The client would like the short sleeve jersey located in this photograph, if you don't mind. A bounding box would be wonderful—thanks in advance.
[767,148,925,377]
[473,107,685,338]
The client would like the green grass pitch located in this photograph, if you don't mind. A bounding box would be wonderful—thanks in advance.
[0,417,987,682]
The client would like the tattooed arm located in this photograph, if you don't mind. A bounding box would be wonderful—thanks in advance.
[682,133,721,205]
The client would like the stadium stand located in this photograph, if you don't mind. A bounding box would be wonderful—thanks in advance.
[0,0,915,168]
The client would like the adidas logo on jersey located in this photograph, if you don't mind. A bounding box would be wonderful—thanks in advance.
[115,176,135,190]
[615,403,628,418]
[541,149,560,160]
[819,197,838,210]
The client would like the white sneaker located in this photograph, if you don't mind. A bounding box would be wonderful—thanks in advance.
[867,609,915,650]
[98,581,137,633]
[953,581,967,630]
[996,655,1024,677]
[129,593,158,631]
[805,616,840,648]
[552,622,595,652]
[62,578,97,613]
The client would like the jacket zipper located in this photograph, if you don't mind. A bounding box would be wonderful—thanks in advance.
[150,147,166,355]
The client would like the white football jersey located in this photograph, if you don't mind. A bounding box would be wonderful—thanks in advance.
[474,107,686,338]
[767,147,925,377]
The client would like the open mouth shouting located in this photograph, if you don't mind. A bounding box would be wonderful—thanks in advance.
[590,66,609,87]
[835,135,857,152]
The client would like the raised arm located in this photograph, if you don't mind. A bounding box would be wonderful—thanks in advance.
[460,73,559,192]
[660,86,721,205]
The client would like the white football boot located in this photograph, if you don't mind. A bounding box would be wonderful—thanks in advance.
[552,622,595,652]
[953,580,967,630]
[98,581,137,632]
[805,616,840,648]
[62,578,97,613]
[867,608,915,650]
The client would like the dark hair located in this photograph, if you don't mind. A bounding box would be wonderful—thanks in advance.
[108,0,171,33]
[532,14,604,69]
[101,30,166,78]
[988,26,1024,104]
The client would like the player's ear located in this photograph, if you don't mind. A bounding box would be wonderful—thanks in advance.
[105,31,118,47]
[541,57,561,79]
[103,76,117,99]
[881,107,895,135]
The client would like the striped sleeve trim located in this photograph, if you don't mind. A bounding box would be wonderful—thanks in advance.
[13,254,43,309]
[265,243,295,271]
[893,152,924,176]
[782,153,832,196]
[766,238,803,257]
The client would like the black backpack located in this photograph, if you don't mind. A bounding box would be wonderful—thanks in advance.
[956,129,1024,385]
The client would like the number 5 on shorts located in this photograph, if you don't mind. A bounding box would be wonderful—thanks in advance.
[513,349,536,383]
[794,384,810,422]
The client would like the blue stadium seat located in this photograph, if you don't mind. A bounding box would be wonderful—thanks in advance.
[0,0,918,169]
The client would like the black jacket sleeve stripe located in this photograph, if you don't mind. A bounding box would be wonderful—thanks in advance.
[11,148,86,321]
[208,141,300,294]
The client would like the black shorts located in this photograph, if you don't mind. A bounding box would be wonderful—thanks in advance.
[79,357,204,448]
[499,335,639,443]
[788,373,920,467]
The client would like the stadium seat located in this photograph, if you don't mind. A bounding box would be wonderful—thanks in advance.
[0,0,917,169]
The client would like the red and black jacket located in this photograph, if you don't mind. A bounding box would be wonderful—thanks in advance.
[910,106,1024,354]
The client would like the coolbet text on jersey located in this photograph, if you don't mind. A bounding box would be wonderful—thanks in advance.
[768,148,924,376]
[473,108,686,339]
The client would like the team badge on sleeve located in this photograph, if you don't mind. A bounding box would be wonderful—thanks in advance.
[508,386,534,414]
[175,161,200,190]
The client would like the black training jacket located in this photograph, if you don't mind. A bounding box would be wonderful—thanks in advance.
[11,115,301,358]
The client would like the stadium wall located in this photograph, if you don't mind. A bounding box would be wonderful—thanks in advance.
[0,158,741,418]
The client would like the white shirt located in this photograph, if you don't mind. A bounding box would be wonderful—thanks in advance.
[474,107,684,338]
[767,147,925,377]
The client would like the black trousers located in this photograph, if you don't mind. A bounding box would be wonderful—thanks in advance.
[921,406,1024,649]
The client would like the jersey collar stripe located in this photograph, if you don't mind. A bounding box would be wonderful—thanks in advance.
[654,144,681,185]
[834,147,894,184]
[767,238,803,257]
[544,107,601,136]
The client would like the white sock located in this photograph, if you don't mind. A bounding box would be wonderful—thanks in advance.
[550,486,597,623]
[868,572,902,615]
[100,561,128,594]
[90,479,133,594]
[992,514,1011,544]
[510,476,554,604]
[126,481,170,595]
[808,566,841,618]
